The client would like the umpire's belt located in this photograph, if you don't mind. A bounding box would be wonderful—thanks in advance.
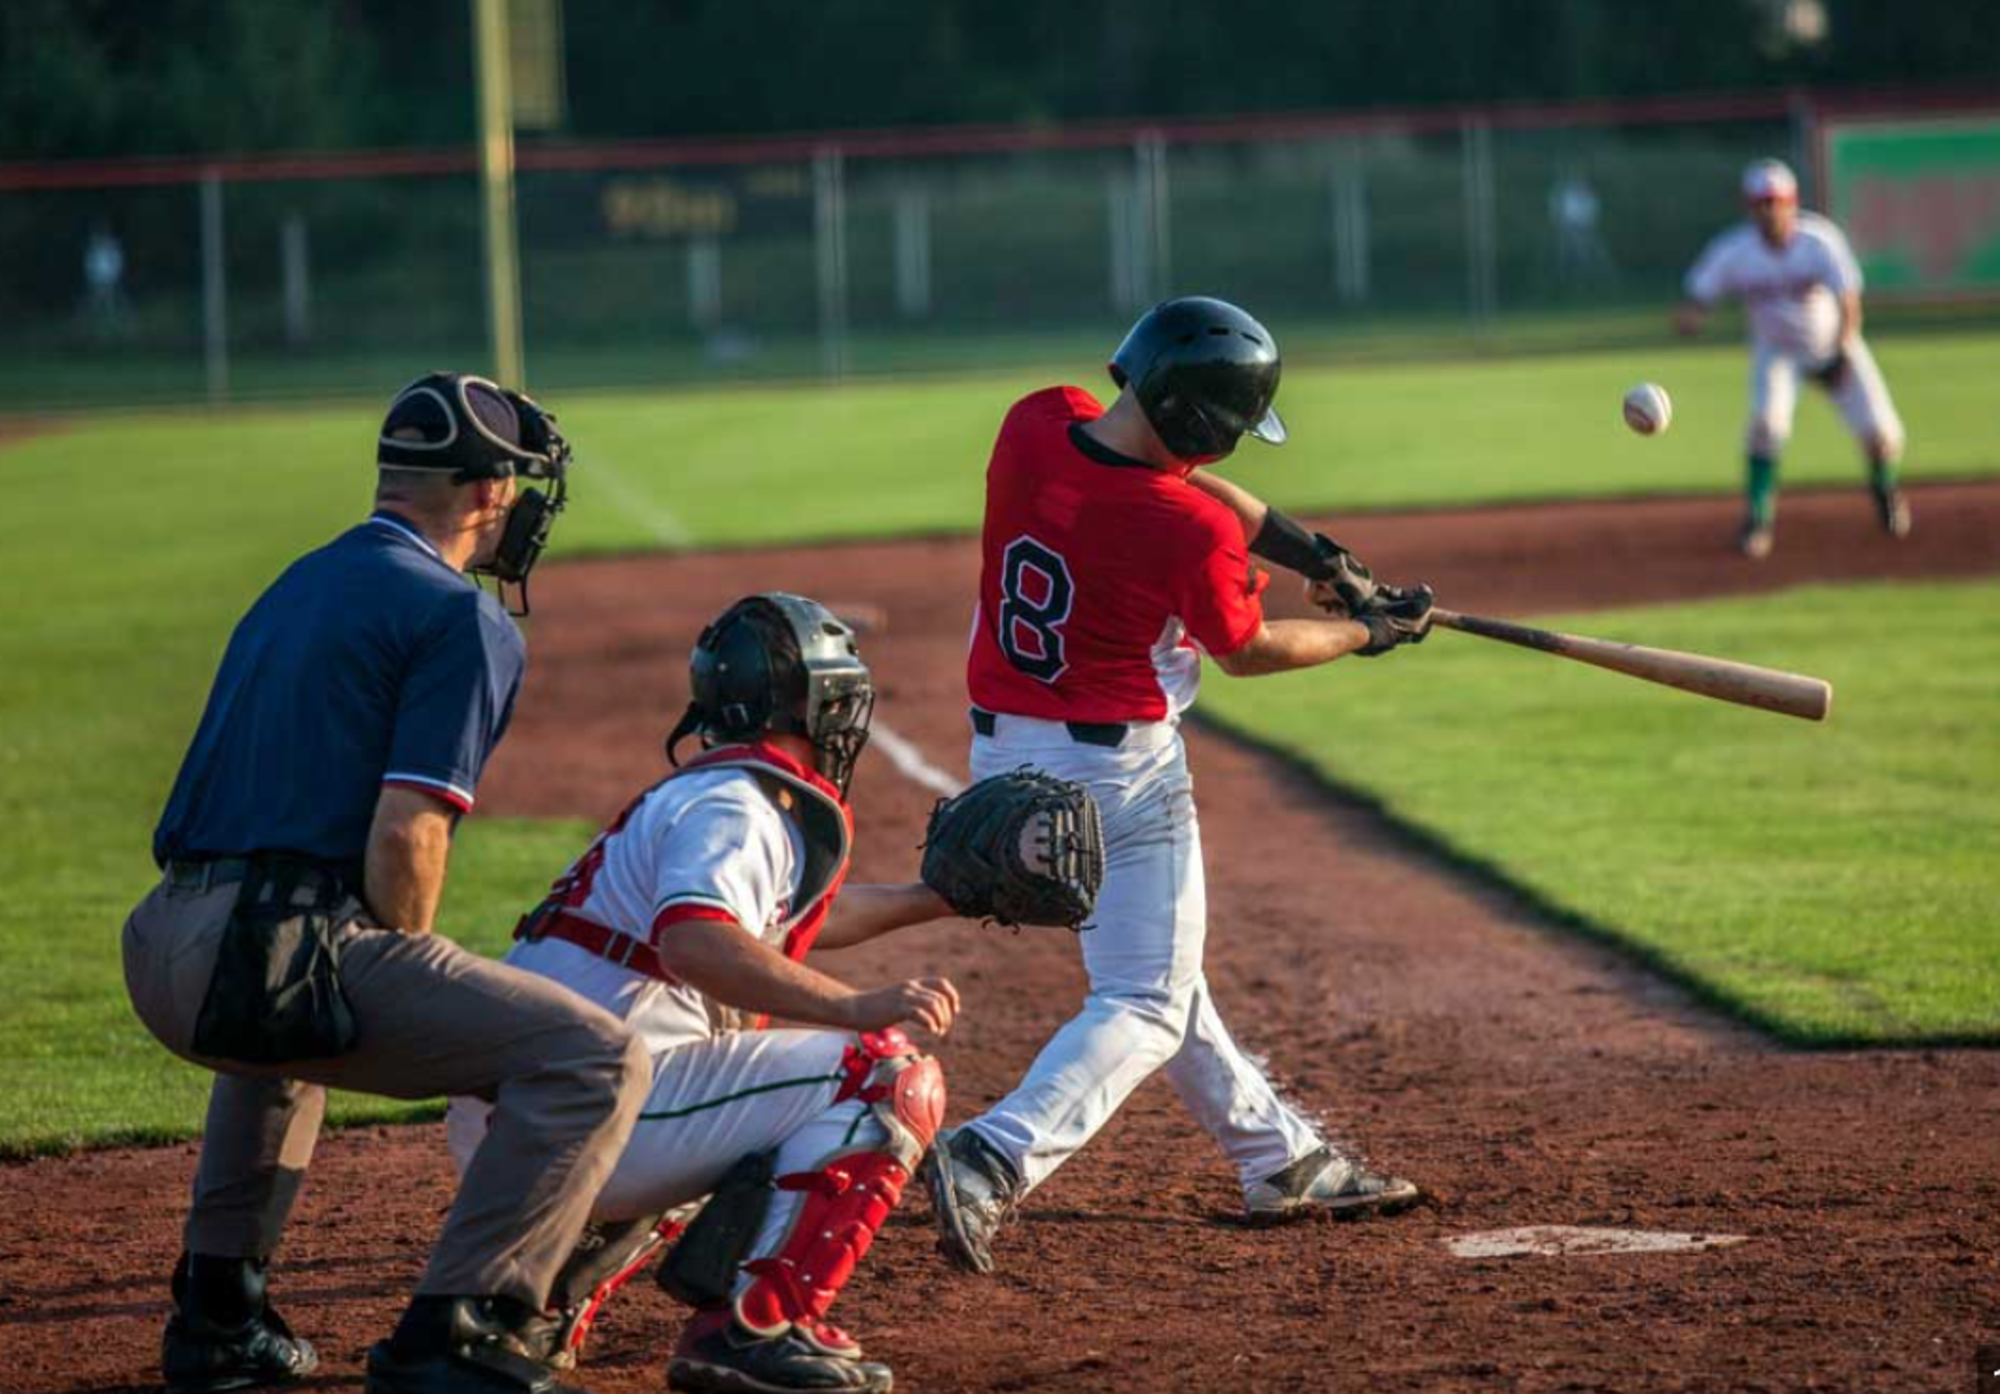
[165,854,356,911]
[515,907,674,984]
[970,707,1127,749]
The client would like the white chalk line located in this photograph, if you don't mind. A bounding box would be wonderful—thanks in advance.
[587,454,691,548]
[869,720,966,798]
[563,475,959,800]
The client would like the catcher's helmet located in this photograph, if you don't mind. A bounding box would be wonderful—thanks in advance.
[665,594,875,796]
[1109,296,1286,462]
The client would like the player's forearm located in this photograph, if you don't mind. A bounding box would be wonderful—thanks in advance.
[658,917,869,1028]
[814,883,953,951]
[1184,469,1269,543]
[1213,617,1371,676]
[363,791,456,933]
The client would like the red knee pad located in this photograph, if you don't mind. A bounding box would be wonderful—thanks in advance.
[836,1034,945,1170]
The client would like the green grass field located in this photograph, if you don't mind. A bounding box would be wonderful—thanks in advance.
[2,328,1995,1150]
[1202,580,2000,1046]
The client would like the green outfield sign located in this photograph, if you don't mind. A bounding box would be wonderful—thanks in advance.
[1826,116,2000,295]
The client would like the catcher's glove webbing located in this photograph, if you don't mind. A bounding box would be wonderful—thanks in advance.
[921,769,1104,930]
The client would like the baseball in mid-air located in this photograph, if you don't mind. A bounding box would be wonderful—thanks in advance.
[1623,382,1673,436]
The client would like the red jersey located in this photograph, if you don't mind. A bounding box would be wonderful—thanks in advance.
[966,387,1267,724]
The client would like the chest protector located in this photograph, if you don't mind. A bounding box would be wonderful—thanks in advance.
[674,742,853,963]
[517,743,852,1024]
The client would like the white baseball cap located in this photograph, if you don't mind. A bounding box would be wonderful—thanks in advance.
[1742,158,1798,202]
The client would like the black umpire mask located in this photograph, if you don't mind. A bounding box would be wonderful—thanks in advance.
[378,371,573,615]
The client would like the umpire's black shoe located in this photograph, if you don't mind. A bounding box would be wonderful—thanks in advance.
[667,1310,893,1393]
[921,1125,1021,1277]
[365,1295,584,1394]
[162,1253,319,1394]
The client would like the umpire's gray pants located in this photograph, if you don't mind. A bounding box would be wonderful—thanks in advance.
[122,877,650,1310]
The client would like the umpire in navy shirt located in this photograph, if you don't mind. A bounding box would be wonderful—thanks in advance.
[125,373,648,1394]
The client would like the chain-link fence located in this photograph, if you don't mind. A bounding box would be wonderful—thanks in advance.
[0,93,1985,411]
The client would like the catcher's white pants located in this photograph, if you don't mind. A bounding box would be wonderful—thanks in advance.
[963,714,1323,1193]
[1746,335,1904,459]
[449,1029,883,1294]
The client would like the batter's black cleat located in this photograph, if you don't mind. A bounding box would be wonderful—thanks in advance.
[365,1295,584,1394]
[920,1125,1021,1276]
[1244,1146,1421,1225]
[162,1253,319,1394]
[668,1310,893,1393]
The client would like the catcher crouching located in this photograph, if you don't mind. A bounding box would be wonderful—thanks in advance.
[445,593,1100,1394]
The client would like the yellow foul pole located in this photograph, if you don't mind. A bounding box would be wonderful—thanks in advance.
[472,0,526,388]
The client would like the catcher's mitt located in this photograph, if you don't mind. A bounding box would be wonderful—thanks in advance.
[921,769,1104,930]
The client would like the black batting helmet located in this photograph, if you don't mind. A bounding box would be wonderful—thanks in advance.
[1109,296,1286,462]
[665,594,875,796]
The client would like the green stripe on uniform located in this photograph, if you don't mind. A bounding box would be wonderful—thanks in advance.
[636,1072,844,1123]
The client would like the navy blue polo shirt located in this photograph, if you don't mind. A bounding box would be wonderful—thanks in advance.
[153,511,528,868]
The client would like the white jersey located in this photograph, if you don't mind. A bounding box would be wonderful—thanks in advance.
[507,766,807,1056]
[1684,212,1861,361]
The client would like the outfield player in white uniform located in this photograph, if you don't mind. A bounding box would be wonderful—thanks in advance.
[1677,158,1911,558]
[448,594,957,1394]
[923,297,1434,1276]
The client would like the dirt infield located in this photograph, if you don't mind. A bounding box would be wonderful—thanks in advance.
[5,481,1998,1393]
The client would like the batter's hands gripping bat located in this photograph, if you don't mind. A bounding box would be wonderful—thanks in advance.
[1428,608,1831,722]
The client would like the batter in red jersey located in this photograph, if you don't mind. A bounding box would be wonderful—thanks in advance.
[927,296,1435,1274]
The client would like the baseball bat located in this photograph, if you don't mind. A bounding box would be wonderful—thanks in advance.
[1429,608,1832,721]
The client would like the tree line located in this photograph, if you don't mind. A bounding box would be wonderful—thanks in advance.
[1,0,1996,163]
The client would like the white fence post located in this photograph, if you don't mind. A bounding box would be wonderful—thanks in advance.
[1107,171,1138,311]
[1140,131,1171,300]
[893,185,932,320]
[1331,148,1371,305]
[1461,118,1497,325]
[687,234,722,329]
[199,169,229,403]
[280,212,311,347]
[813,146,849,381]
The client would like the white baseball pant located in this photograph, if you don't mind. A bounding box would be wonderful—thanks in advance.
[449,1030,883,1288]
[960,712,1323,1194]
[1746,335,1905,460]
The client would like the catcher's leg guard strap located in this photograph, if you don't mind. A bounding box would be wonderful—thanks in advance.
[542,1213,679,1364]
[735,1046,944,1341]
[658,1149,777,1308]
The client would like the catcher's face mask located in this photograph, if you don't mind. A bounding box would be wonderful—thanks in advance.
[377,371,572,615]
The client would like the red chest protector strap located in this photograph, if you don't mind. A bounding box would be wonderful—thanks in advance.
[514,907,674,983]
[675,742,855,962]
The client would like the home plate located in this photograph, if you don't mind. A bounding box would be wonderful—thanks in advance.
[1445,1226,1748,1259]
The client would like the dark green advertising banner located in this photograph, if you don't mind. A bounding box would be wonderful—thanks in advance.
[1826,117,2000,296]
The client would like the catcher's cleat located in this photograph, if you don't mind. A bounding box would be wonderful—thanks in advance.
[1873,485,1912,539]
[1244,1146,1421,1225]
[1736,519,1774,560]
[162,1253,319,1394]
[921,1125,1021,1276]
[667,1309,893,1393]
